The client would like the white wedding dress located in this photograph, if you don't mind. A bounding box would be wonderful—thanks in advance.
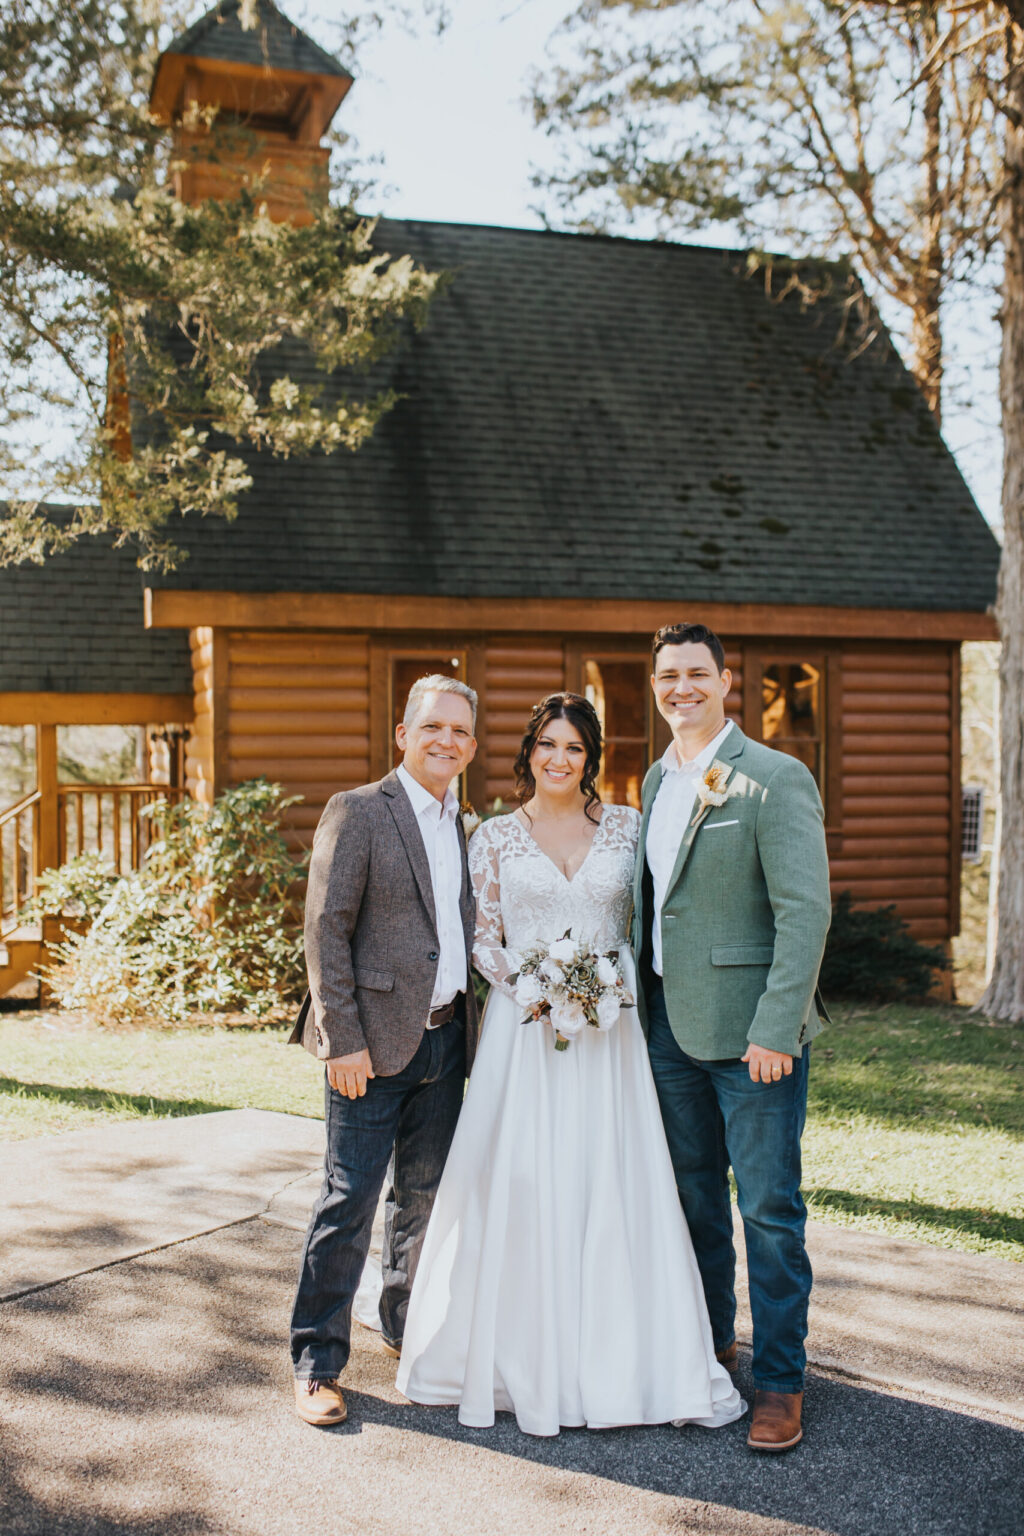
[396,805,745,1437]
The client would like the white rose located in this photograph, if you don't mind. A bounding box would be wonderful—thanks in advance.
[596,992,622,1031]
[550,1000,585,1038]
[547,937,577,963]
[540,958,564,983]
[514,973,543,1007]
[595,955,619,987]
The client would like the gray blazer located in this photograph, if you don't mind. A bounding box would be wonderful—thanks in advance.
[288,770,479,1077]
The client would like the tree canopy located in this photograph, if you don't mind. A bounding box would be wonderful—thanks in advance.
[0,0,442,569]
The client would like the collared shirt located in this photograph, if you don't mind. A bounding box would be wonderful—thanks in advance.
[396,763,467,1009]
[645,720,734,976]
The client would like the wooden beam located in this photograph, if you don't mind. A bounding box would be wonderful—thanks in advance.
[144,589,999,642]
[0,694,194,726]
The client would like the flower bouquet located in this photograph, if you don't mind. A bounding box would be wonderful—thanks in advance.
[508,930,633,1051]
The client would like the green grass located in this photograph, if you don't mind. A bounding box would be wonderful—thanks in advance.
[802,1002,1023,1262]
[0,1011,322,1139]
[1,1000,1022,1263]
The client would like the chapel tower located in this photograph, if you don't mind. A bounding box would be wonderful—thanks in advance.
[148,0,353,223]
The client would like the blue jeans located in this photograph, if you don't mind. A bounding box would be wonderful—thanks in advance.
[290,1012,465,1381]
[646,978,811,1394]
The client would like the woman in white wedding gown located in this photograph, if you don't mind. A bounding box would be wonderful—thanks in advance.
[396,693,744,1437]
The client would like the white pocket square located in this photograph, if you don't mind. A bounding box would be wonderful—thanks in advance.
[704,819,739,829]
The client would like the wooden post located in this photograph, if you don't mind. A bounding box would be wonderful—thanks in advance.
[34,722,60,877]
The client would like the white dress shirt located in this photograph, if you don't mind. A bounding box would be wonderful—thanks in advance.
[397,764,467,1010]
[645,720,734,976]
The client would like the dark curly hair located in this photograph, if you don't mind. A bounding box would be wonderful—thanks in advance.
[513,692,603,824]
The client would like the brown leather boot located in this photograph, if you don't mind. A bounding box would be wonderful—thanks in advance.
[715,1341,739,1373]
[747,1389,803,1451]
[294,1377,347,1426]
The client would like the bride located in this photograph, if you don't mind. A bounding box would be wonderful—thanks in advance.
[396,693,744,1437]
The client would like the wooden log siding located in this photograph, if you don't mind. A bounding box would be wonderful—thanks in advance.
[185,627,217,806]
[484,642,572,806]
[222,631,371,843]
[829,645,956,941]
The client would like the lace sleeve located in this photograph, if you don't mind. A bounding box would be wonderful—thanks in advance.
[468,820,518,997]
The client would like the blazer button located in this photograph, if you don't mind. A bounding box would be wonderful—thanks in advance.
[428,950,439,962]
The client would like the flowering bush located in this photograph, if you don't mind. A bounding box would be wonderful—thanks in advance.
[37,780,307,1025]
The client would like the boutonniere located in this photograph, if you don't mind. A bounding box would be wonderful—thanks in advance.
[695,764,729,813]
[460,801,482,838]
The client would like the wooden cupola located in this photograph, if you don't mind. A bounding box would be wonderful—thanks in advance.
[149,0,353,223]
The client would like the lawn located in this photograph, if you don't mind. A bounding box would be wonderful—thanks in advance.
[1,1000,1021,1262]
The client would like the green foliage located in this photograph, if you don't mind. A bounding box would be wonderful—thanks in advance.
[29,851,118,921]
[821,890,950,1003]
[0,0,443,569]
[41,779,308,1023]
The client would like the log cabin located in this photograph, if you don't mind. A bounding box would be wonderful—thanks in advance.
[0,0,1001,996]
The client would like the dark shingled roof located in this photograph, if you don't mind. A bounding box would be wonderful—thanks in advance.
[143,219,1000,613]
[165,0,350,79]
[0,517,191,694]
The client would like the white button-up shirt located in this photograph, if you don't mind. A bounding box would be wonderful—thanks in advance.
[645,720,734,976]
[397,764,467,1009]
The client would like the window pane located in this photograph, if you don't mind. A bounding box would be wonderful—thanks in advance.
[584,658,649,809]
[761,663,821,778]
[602,740,646,810]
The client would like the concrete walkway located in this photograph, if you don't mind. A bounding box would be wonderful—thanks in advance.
[1,1111,1021,1536]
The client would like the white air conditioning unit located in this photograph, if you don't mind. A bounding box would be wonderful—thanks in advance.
[962,785,985,864]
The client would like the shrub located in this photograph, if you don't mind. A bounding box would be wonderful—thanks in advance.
[820,890,950,1002]
[39,779,307,1024]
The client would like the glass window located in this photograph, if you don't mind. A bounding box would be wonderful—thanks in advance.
[760,661,823,785]
[584,658,649,809]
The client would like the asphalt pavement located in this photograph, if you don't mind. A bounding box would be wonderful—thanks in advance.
[1,1110,1021,1536]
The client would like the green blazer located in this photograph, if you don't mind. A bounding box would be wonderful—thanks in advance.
[631,725,831,1060]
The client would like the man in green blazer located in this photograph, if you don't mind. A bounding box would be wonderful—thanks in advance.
[632,622,831,1453]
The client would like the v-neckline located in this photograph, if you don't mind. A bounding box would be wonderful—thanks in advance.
[514,807,606,886]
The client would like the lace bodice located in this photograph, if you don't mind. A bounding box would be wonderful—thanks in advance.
[468,805,641,995]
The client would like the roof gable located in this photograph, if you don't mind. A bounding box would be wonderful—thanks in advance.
[165,0,350,79]
[142,219,1000,614]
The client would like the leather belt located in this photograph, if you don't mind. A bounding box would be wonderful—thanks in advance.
[425,993,464,1031]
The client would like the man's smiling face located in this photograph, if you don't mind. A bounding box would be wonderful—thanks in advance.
[651,642,732,751]
[395,689,477,798]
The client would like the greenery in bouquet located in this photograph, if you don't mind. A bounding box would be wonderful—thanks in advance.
[508,930,633,1051]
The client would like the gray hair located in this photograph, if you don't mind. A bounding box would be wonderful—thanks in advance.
[403,673,478,729]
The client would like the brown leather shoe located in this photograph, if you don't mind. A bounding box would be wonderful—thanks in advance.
[294,1377,347,1426]
[381,1339,401,1359]
[747,1390,803,1451]
[716,1341,739,1372]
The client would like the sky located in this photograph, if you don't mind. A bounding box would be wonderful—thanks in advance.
[296,0,1003,532]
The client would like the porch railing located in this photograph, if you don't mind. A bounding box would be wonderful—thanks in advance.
[1,783,185,934]
[0,791,40,935]
[57,783,184,875]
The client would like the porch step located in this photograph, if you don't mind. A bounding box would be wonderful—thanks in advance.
[0,925,43,997]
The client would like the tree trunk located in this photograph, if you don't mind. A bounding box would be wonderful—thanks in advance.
[981,26,1024,1021]
[910,3,943,422]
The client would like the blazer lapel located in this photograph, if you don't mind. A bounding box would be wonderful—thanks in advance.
[456,812,474,949]
[662,726,746,903]
[634,765,662,914]
[382,770,438,938]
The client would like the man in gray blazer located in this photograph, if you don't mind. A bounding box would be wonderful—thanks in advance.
[632,623,831,1453]
[288,675,480,1426]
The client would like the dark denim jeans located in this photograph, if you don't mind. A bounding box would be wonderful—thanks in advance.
[646,978,812,1394]
[290,1012,465,1381]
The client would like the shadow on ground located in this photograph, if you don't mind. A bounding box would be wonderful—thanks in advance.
[1,1219,1021,1536]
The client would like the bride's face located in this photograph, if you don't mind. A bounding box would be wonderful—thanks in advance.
[530,716,587,799]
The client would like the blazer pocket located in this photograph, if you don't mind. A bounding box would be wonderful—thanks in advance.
[353,968,395,992]
[711,944,774,967]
